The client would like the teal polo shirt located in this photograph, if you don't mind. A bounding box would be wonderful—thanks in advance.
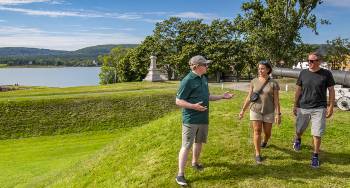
[176,71,209,124]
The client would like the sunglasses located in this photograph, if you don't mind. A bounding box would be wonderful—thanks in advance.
[199,64,208,67]
[259,61,269,65]
[308,59,319,63]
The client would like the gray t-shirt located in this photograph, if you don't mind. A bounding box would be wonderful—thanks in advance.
[250,78,280,114]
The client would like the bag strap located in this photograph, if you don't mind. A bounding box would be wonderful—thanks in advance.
[257,77,270,94]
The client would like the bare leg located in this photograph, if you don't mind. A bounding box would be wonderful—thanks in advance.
[192,143,202,164]
[178,147,189,175]
[262,122,272,143]
[313,136,321,154]
[252,121,263,156]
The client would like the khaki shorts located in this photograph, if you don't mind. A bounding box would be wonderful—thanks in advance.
[182,124,208,149]
[250,110,274,123]
[296,108,326,137]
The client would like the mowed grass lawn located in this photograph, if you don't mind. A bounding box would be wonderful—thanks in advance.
[0,82,349,187]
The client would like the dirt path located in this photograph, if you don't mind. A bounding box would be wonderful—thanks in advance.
[209,82,250,92]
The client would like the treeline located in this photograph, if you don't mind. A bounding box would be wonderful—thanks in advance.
[0,56,98,67]
[99,1,325,84]
[0,44,137,67]
[99,0,350,84]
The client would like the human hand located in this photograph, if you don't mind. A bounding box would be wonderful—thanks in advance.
[222,91,233,99]
[238,111,244,120]
[192,101,207,112]
[293,106,298,116]
[326,106,333,118]
[275,115,281,126]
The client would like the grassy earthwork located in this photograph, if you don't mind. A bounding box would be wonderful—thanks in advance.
[0,81,349,187]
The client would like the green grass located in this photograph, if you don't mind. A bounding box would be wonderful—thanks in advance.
[0,82,179,139]
[0,130,129,188]
[0,83,349,187]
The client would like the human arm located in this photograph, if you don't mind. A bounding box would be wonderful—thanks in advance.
[239,84,253,120]
[209,91,234,101]
[293,85,302,116]
[175,98,207,111]
[326,86,335,118]
[273,87,281,125]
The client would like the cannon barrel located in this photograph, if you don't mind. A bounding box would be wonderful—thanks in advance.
[272,68,350,88]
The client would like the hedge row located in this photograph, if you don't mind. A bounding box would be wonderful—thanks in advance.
[0,92,177,139]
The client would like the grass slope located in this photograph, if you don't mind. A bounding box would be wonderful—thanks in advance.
[1,85,349,187]
[31,90,350,187]
[0,130,129,188]
[0,82,178,139]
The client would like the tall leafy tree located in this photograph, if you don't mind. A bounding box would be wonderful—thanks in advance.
[99,47,129,84]
[235,0,328,66]
[325,37,350,70]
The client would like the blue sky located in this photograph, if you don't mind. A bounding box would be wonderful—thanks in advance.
[0,0,349,51]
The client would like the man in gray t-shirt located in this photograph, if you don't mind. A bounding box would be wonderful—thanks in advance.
[292,52,335,168]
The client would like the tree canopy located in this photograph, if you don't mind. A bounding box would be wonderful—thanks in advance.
[100,0,344,84]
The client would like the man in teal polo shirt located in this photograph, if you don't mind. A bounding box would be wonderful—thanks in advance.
[175,55,233,186]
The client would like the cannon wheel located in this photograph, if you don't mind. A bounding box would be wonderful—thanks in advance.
[337,97,350,111]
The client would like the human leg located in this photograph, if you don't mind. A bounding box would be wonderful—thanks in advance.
[178,147,190,175]
[310,108,326,168]
[178,124,195,176]
[192,143,202,165]
[313,136,321,154]
[261,122,272,147]
[192,124,207,170]
[294,108,311,151]
[310,108,326,153]
[252,120,263,157]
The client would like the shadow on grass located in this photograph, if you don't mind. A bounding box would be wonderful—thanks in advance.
[188,144,350,185]
[269,144,350,165]
[191,161,350,184]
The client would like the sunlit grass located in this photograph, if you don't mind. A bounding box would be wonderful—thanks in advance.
[0,84,349,187]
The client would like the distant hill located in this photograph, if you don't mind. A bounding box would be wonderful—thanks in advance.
[0,47,68,57]
[0,44,138,66]
[0,44,138,58]
[72,44,138,58]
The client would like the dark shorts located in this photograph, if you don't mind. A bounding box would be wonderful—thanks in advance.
[182,124,208,149]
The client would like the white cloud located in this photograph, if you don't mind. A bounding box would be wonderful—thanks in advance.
[0,6,147,20]
[0,26,42,34]
[326,0,350,8]
[0,0,50,5]
[171,12,218,20]
[0,6,101,17]
[0,26,143,50]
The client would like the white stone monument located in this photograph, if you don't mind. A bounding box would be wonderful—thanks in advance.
[143,56,168,82]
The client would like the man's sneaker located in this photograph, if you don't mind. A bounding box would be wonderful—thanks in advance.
[255,155,263,164]
[191,163,204,171]
[175,175,188,186]
[293,139,301,151]
[260,142,267,148]
[311,156,320,168]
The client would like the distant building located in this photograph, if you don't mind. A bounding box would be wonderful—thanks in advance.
[92,60,98,66]
[293,61,329,70]
[342,55,350,71]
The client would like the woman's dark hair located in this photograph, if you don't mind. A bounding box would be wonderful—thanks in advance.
[259,60,272,75]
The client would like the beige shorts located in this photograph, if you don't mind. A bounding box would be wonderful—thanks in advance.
[182,124,208,149]
[296,108,326,137]
[250,110,274,123]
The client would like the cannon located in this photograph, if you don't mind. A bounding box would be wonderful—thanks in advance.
[272,68,350,111]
